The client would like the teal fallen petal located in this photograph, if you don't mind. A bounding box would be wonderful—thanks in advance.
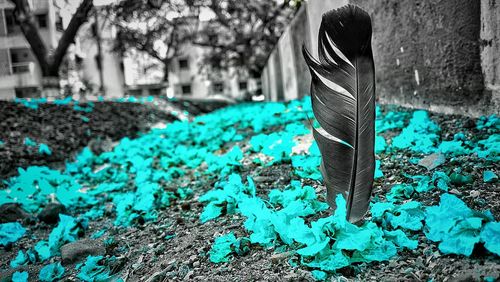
[480,222,500,256]
[12,271,28,282]
[209,233,238,263]
[374,160,384,179]
[38,143,52,155]
[39,262,65,282]
[384,230,418,250]
[483,171,498,183]
[303,251,350,271]
[0,222,26,246]
[200,203,223,223]
[76,255,111,282]
[10,250,28,268]
[370,202,394,219]
[311,270,327,281]
[450,172,473,185]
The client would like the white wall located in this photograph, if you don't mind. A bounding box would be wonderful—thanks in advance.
[78,15,125,98]
[480,0,500,114]
[167,44,255,99]
[80,42,125,98]
[278,26,298,101]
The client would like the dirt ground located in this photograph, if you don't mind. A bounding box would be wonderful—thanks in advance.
[0,102,499,282]
[0,101,176,180]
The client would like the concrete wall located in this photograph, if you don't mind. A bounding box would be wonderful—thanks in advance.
[279,27,298,101]
[481,0,500,113]
[169,44,210,98]
[352,0,493,116]
[261,0,499,116]
[292,6,313,99]
[261,4,315,101]
[80,43,125,98]
[0,48,9,76]
[0,7,6,36]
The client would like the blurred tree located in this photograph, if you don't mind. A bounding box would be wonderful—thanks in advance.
[194,0,299,78]
[109,0,203,82]
[9,0,94,96]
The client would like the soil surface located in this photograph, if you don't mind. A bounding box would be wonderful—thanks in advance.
[0,102,498,282]
[0,101,176,180]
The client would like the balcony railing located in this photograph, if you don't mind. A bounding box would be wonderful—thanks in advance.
[11,62,33,74]
[0,0,15,9]
[7,24,22,35]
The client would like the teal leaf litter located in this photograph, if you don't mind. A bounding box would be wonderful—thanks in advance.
[2,96,499,279]
[0,222,26,246]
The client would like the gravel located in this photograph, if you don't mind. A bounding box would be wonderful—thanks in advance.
[0,102,498,281]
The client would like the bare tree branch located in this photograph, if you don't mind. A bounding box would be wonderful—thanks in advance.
[50,0,94,74]
[109,0,201,82]
[195,0,297,77]
[10,0,50,73]
[9,0,94,77]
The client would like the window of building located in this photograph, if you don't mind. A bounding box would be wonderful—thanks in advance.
[5,9,15,26]
[10,48,31,63]
[10,52,19,63]
[149,87,163,96]
[36,14,48,28]
[55,13,64,31]
[213,82,224,93]
[10,48,33,73]
[15,87,38,98]
[5,9,20,34]
[128,89,142,97]
[179,58,189,70]
[239,81,248,90]
[208,34,218,44]
[181,84,191,95]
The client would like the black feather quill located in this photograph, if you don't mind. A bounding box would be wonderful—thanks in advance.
[303,5,375,223]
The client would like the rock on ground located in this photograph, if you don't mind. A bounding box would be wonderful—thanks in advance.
[0,203,31,224]
[60,239,106,264]
[37,203,67,224]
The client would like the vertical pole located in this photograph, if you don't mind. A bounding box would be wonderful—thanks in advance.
[94,11,105,95]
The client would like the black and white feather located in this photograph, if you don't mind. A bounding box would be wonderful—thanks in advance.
[303,5,375,223]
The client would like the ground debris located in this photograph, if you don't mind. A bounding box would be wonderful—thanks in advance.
[0,98,499,281]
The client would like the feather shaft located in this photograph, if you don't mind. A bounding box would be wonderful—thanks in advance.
[303,5,376,222]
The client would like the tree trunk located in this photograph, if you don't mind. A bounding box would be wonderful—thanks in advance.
[163,61,170,82]
[11,0,49,68]
[10,0,94,98]
[40,77,60,98]
[94,12,105,95]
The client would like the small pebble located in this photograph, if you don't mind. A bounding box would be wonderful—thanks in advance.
[469,190,480,198]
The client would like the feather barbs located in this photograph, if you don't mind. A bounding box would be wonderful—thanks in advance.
[303,4,376,223]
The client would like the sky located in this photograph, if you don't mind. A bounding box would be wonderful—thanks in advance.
[92,0,215,20]
[94,0,116,5]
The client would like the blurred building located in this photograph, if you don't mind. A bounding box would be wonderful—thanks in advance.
[73,10,125,98]
[166,43,257,100]
[76,12,257,100]
[123,43,257,100]
[0,0,64,99]
[0,0,255,101]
